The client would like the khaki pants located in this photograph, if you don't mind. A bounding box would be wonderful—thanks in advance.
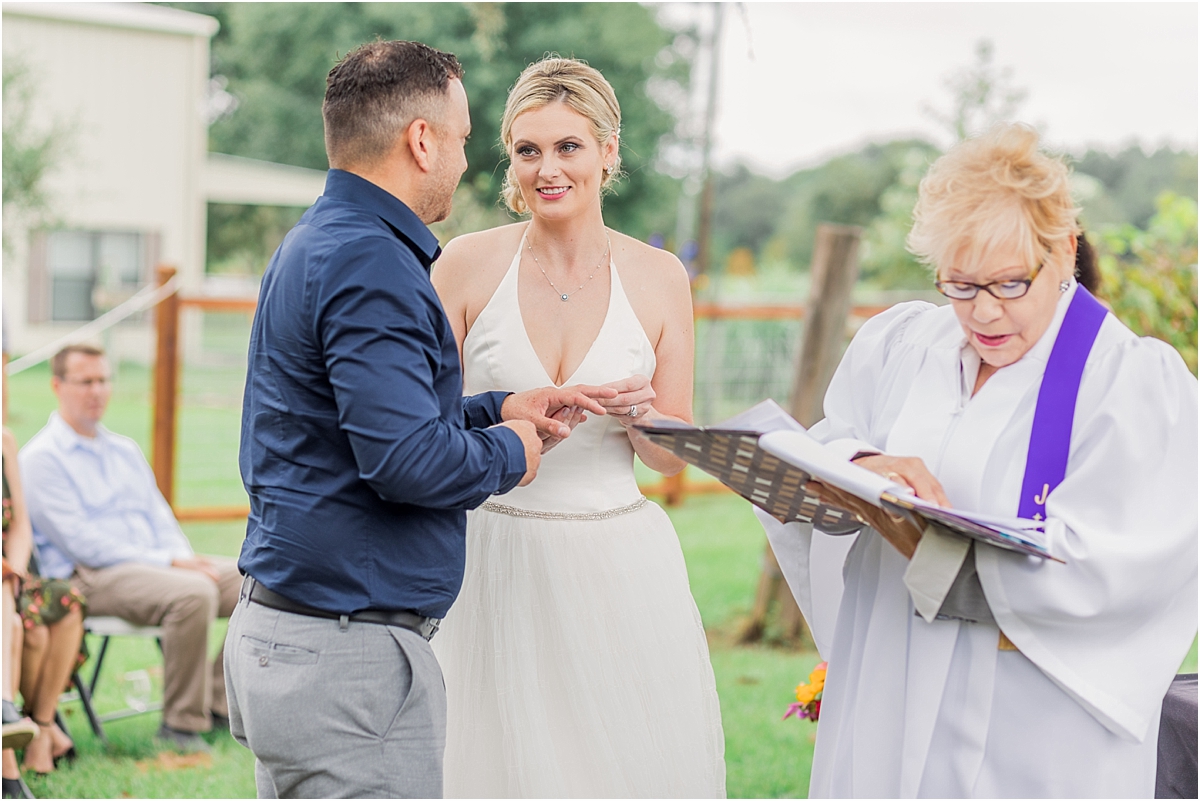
[73,557,241,732]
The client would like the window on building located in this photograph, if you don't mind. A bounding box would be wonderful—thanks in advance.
[41,230,148,321]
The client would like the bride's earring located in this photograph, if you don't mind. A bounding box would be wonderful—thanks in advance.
[604,164,614,175]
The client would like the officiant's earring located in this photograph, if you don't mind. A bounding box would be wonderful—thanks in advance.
[1059,279,1071,293]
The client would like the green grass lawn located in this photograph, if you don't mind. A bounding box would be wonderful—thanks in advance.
[9,363,820,798]
[6,362,1196,798]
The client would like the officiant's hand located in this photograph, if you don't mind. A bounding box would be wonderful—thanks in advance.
[595,374,657,428]
[851,454,951,507]
[502,385,615,448]
[496,420,542,486]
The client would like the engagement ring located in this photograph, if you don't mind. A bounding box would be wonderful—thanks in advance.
[627,405,638,418]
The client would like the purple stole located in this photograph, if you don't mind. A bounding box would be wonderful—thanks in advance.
[1018,287,1109,521]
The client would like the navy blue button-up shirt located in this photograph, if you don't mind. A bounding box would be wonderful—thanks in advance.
[238,169,525,618]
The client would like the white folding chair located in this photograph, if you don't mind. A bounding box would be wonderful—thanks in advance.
[65,616,164,744]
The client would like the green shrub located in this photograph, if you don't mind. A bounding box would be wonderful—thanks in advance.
[1096,192,1198,374]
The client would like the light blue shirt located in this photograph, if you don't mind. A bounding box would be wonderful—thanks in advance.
[19,412,194,579]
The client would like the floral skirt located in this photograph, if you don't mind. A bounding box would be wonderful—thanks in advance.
[19,577,89,676]
[19,577,87,628]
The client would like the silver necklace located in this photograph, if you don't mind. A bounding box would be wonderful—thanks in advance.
[528,235,611,302]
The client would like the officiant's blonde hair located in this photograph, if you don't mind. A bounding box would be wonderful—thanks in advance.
[907,123,1081,278]
[500,57,622,215]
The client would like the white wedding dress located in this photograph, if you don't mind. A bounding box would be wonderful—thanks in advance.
[432,232,726,798]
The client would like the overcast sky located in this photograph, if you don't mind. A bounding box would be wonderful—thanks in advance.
[677,3,1198,176]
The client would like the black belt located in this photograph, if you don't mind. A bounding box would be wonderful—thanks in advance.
[241,576,440,641]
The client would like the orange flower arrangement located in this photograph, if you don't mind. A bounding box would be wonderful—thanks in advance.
[783,661,826,722]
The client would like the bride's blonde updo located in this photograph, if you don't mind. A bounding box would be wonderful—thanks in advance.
[907,123,1081,277]
[500,57,622,215]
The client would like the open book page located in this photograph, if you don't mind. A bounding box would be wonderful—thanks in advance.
[901,495,1046,535]
[759,430,1054,559]
[759,430,906,508]
[710,399,807,434]
[889,494,1051,555]
[637,399,803,434]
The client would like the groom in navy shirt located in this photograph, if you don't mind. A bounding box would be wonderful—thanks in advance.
[226,40,609,798]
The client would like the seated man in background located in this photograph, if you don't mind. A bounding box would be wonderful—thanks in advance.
[20,344,240,754]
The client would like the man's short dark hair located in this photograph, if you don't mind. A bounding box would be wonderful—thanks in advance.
[323,40,464,170]
[51,343,105,378]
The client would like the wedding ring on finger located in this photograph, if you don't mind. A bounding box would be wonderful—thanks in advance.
[884,471,902,483]
[627,404,638,418]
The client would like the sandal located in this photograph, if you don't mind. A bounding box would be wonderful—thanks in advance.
[1,703,36,753]
[52,746,76,768]
[0,775,33,799]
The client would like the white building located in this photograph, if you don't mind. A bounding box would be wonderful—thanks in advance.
[2,2,326,362]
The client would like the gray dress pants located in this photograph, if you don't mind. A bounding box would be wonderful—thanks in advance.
[224,593,446,798]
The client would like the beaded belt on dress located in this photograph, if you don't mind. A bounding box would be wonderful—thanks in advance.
[479,496,648,520]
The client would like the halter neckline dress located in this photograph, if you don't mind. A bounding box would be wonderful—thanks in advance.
[431,228,726,798]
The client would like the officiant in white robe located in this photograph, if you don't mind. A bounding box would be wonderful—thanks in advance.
[758,123,1197,798]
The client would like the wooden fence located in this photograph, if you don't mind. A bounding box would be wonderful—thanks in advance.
[148,265,890,522]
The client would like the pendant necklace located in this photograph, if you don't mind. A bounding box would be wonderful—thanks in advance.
[529,234,611,302]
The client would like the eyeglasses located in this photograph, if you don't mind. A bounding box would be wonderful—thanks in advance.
[60,377,112,389]
[935,260,1045,301]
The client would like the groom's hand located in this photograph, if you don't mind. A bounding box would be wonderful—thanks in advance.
[496,420,542,486]
[502,386,615,444]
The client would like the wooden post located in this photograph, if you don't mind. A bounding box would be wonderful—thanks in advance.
[663,471,685,506]
[790,224,863,427]
[738,545,784,643]
[740,223,863,646]
[151,265,180,506]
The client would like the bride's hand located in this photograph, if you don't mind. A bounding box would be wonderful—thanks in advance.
[539,405,586,454]
[596,375,656,428]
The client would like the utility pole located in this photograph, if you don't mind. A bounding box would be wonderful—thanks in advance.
[693,2,724,278]
[673,3,724,270]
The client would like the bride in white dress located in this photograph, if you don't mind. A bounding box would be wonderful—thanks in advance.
[431,57,725,797]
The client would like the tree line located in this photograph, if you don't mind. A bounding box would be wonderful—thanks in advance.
[161,5,1194,370]
[709,141,1198,288]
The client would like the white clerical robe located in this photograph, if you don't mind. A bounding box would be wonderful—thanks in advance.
[759,283,1197,798]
